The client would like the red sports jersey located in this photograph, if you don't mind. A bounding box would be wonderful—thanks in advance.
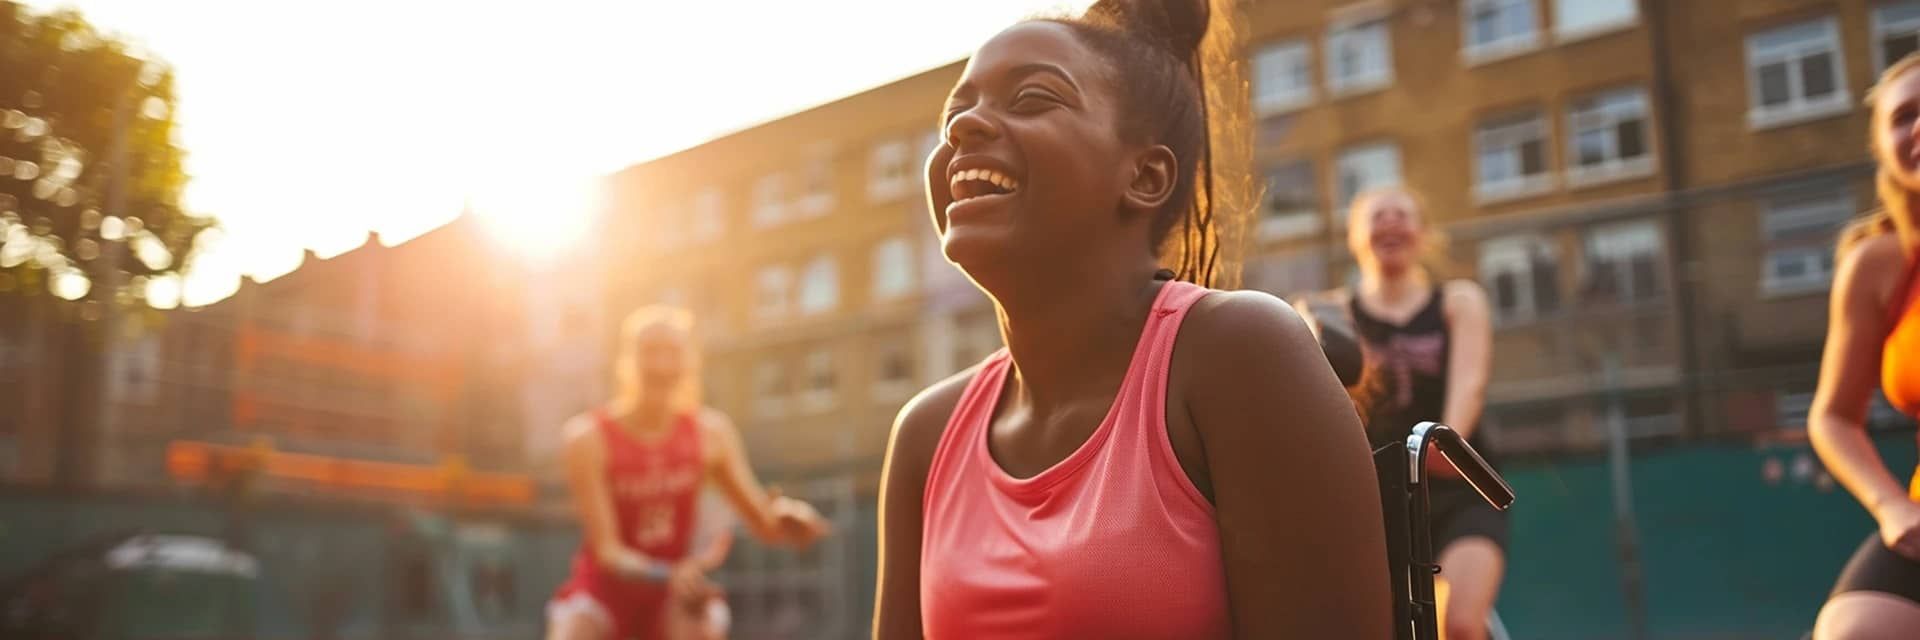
[553,410,704,640]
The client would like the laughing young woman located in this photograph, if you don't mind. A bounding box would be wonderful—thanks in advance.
[871,1,1392,638]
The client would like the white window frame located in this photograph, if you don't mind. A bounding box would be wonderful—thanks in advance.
[867,139,912,203]
[916,128,942,190]
[754,264,793,322]
[1581,220,1666,305]
[1252,39,1315,116]
[1746,17,1851,130]
[1462,0,1542,65]
[1760,192,1853,297]
[798,254,839,315]
[1877,2,1920,73]
[1326,17,1393,97]
[871,236,915,301]
[799,349,837,413]
[1334,141,1401,225]
[1552,0,1638,43]
[796,149,835,217]
[1474,110,1555,203]
[1480,234,1560,324]
[1566,88,1656,187]
[750,173,788,228]
[1259,159,1323,240]
[691,188,724,242]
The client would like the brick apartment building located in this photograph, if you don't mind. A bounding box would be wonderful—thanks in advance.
[56,215,596,497]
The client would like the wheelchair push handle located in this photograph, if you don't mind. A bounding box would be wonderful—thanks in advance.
[1406,422,1515,511]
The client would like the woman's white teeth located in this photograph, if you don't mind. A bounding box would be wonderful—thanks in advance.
[950,169,1020,199]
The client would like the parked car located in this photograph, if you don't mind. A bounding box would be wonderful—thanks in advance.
[0,531,260,639]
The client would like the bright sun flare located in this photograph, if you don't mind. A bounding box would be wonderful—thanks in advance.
[466,175,604,264]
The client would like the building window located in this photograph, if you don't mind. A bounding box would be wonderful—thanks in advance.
[754,361,788,419]
[1260,160,1321,239]
[1553,0,1636,40]
[1581,220,1665,306]
[1463,0,1540,62]
[1252,39,1313,115]
[871,236,915,301]
[1326,18,1392,95]
[797,151,835,217]
[1875,2,1920,73]
[1761,191,1852,296]
[916,128,941,189]
[868,140,912,202]
[751,173,788,227]
[1567,88,1654,186]
[798,255,838,314]
[691,189,724,242]
[1747,17,1849,129]
[1480,234,1561,323]
[755,265,792,321]
[1475,110,1553,202]
[1335,141,1401,223]
[874,340,915,400]
[800,349,837,413]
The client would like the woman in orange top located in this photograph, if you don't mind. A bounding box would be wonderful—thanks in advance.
[1810,53,1920,639]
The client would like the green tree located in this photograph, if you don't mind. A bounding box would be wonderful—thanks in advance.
[0,1,209,486]
[0,0,205,306]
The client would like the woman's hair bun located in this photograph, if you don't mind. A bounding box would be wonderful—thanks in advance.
[1086,0,1211,57]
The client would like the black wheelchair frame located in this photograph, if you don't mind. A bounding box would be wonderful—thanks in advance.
[1377,422,1516,640]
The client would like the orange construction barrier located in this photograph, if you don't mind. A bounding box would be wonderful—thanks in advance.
[165,440,534,506]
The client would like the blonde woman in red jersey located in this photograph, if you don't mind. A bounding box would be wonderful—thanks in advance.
[547,307,829,640]
[1810,53,1920,640]
[871,0,1391,638]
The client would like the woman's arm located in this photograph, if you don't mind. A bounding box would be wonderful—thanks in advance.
[1809,237,1919,557]
[562,415,668,582]
[873,373,970,640]
[1183,291,1393,639]
[702,408,829,548]
[1440,279,1493,439]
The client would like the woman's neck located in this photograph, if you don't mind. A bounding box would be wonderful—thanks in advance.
[607,393,676,435]
[992,262,1165,418]
[1358,265,1433,306]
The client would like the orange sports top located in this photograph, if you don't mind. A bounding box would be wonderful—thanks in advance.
[1883,252,1920,500]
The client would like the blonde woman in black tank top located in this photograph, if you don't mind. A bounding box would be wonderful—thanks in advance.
[1297,187,1501,640]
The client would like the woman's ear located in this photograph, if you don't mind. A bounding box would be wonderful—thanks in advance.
[1121,145,1178,213]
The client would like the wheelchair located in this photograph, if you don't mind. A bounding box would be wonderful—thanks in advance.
[1379,421,1516,640]
[1300,296,1516,639]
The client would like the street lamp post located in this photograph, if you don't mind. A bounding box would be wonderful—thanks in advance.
[1597,349,1649,640]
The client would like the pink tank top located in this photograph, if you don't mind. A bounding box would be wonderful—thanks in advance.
[919,280,1230,640]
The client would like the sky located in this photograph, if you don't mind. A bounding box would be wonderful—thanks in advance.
[21,0,1091,305]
